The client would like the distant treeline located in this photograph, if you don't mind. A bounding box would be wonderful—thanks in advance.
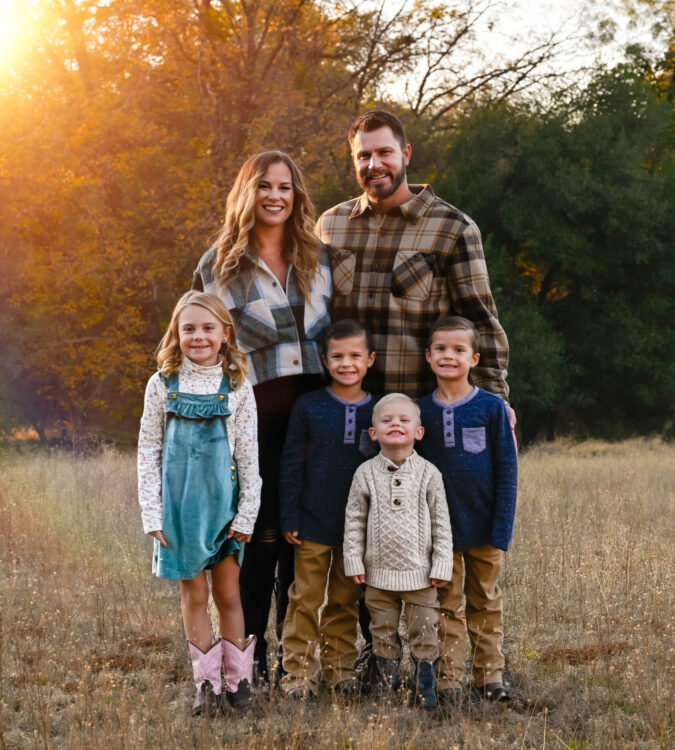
[0,2,672,446]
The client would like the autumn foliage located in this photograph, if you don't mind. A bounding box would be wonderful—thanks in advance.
[0,1,672,444]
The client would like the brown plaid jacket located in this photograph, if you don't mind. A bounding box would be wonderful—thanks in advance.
[316,185,509,400]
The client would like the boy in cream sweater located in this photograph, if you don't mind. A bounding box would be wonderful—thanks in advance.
[343,393,453,710]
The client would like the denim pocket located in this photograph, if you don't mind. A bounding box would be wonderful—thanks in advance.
[390,251,434,300]
[462,427,486,454]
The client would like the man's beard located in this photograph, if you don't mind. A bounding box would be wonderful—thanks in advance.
[359,163,406,201]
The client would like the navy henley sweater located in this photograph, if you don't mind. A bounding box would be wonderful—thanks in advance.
[417,387,517,551]
[280,387,378,546]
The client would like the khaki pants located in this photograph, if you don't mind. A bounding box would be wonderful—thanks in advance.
[437,545,505,689]
[281,540,362,690]
[365,585,439,662]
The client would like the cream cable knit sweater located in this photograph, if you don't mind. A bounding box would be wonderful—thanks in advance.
[343,451,453,591]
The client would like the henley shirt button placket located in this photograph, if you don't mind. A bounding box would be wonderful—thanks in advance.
[444,408,455,447]
[345,405,356,442]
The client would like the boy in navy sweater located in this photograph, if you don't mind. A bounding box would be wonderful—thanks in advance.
[279,320,377,698]
[417,315,517,705]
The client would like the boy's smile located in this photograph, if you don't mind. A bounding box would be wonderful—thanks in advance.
[322,334,375,389]
[426,328,479,383]
[370,398,424,456]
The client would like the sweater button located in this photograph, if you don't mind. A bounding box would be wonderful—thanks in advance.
[393,478,401,486]
[293,359,299,365]
[393,498,402,506]
[387,466,396,472]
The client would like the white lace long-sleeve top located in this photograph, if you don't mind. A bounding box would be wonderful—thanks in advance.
[137,357,261,535]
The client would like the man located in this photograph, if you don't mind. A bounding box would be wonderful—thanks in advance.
[316,110,512,414]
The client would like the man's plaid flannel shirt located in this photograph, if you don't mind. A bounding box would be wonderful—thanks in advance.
[316,184,509,401]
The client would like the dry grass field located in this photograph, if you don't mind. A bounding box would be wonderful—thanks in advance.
[0,440,673,749]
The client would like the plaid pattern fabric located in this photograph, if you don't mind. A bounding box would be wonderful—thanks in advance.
[316,185,509,400]
[193,247,331,386]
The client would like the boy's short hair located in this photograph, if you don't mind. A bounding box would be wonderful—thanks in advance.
[348,110,407,151]
[427,315,480,353]
[372,393,421,424]
[321,319,374,354]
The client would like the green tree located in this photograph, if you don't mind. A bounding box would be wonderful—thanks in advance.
[436,55,674,442]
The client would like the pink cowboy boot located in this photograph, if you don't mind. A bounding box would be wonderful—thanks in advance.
[222,635,256,713]
[187,638,223,717]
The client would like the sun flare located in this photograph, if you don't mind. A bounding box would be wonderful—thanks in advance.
[0,0,24,66]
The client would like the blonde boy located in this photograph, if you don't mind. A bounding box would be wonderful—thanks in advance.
[343,394,452,710]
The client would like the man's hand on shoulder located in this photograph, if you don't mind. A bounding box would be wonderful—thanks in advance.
[506,405,518,452]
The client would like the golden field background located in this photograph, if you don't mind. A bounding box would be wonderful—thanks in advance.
[0,440,673,749]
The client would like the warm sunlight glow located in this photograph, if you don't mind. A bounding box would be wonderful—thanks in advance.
[0,0,25,68]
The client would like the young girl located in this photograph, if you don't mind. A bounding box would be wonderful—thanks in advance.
[137,290,261,716]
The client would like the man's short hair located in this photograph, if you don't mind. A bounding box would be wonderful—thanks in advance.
[427,316,481,353]
[321,319,374,354]
[372,392,421,424]
[348,110,407,151]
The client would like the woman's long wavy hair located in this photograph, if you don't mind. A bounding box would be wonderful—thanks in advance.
[156,291,247,389]
[212,151,321,300]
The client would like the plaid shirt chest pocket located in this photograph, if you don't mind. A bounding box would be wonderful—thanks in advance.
[331,251,356,296]
[391,251,435,301]
[234,297,279,353]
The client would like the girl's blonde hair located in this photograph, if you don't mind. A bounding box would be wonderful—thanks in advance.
[212,151,320,301]
[156,291,247,389]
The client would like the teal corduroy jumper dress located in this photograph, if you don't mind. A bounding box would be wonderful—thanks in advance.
[152,371,244,580]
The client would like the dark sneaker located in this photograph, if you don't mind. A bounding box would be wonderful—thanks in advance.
[333,677,361,697]
[438,687,463,707]
[285,684,316,702]
[474,682,512,703]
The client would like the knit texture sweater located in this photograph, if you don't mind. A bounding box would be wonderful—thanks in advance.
[279,387,377,546]
[417,387,517,551]
[343,450,453,591]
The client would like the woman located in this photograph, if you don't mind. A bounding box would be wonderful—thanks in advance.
[192,151,331,687]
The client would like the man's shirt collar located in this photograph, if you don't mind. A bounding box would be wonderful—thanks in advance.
[349,184,436,223]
